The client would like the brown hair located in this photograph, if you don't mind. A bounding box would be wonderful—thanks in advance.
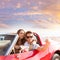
[25,31,33,37]
[16,29,26,45]
[17,29,25,34]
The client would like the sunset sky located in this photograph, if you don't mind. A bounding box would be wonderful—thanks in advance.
[0,0,60,36]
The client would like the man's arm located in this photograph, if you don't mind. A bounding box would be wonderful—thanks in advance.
[36,39,50,52]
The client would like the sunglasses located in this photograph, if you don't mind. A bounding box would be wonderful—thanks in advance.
[26,36,33,38]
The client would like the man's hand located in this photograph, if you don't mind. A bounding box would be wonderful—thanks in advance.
[45,39,50,46]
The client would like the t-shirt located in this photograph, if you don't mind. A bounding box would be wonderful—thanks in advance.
[24,42,40,51]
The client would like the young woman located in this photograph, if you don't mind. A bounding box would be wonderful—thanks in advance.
[14,29,26,53]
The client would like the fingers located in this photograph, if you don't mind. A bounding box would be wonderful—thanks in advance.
[45,39,49,42]
[45,39,50,45]
[14,45,20,49]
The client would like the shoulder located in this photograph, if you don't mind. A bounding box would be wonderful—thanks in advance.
[24,42,29,46]
[32,44,40,49]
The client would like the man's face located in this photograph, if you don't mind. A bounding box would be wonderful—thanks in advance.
[26,33,33,44]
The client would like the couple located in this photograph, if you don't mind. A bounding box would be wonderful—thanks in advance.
[14,29,50,53]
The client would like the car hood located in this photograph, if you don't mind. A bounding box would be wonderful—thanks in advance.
[48,39,60,52]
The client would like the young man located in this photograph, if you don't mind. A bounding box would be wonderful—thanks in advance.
[24,31,50,52]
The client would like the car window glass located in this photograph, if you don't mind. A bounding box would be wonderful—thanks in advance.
[0,34,16,56]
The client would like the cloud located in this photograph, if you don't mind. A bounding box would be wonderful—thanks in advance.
[43,2,60,19]
[0,0,11,8]
[15,2,21,9]
[31,6,39,10]
[13,10,60,29]
[0,0,22,9]
[13,11,51,16]
[29,20,60,29]
[0,14,14,21]
[0,23,11,28]
[0,2,5,8]
[0,0,60,30]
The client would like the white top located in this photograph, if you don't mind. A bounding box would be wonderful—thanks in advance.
[24,42,40,51]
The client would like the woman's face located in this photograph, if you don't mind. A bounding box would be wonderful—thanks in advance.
[18,30,25,39]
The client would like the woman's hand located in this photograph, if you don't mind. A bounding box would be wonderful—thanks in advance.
[14,45,20,49]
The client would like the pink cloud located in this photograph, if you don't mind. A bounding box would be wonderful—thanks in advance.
[31,6,39,10]
[0,0,22,8]
[0,23,11,28]
[27,18,60,29]
[13,11,46,16]
[15,2,21,8]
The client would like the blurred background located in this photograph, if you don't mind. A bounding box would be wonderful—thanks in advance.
[0,0,60,40]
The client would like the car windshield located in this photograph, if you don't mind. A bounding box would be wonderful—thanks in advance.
[0,34,18,56]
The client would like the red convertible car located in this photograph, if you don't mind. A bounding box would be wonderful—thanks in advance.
[0,33,60,60]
